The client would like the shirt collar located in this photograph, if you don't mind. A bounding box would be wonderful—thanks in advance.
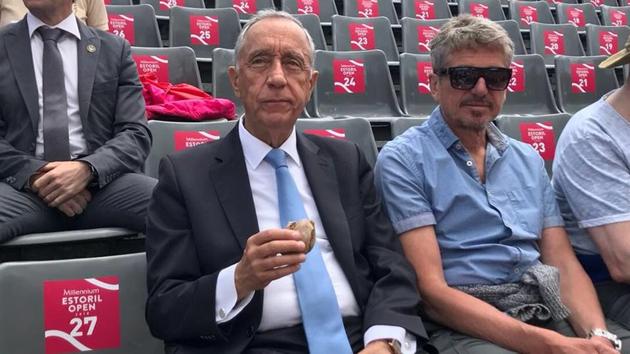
[428,106,510,154]
[238,117,301,170]
[27,12,81,41]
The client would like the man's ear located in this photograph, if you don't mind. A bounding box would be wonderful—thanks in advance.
[429,72,440,102]
[308,70,319,93]
[227,66,240,98]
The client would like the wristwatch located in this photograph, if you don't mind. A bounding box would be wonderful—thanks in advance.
[386,339,402,354]
[588,328,622,351]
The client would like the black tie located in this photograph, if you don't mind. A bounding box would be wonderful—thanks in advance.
[38,26,71,161]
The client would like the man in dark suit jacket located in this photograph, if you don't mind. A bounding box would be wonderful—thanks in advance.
[0,0,156,241]
[146,10,431,354]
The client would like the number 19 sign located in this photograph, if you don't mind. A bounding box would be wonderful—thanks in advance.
[44,277,120,353]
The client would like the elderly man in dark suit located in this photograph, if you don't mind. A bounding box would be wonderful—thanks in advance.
[145,9,431,354]
[0,0,156,241]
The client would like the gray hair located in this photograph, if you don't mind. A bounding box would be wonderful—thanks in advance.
[233,9,316,69]
[429,15,514,71]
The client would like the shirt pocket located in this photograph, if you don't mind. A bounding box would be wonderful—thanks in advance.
[507,187,543,237]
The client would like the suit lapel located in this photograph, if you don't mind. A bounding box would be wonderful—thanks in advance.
[298,134,357,284]
[76,19,99,126]
[6,19,39,135]
[210,128,260,249]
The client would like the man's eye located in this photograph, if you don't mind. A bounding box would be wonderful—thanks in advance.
[250,57,270,67]
[283,59,304,71]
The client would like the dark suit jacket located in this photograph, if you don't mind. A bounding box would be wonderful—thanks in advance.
[145,127,428,353]
[0,16,151,190]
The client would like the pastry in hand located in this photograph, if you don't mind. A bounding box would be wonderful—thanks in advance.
[287,219,316,253]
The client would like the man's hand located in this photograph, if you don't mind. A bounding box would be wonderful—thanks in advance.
[56,189,92,217]
[358,340,394,354]
[539,334,619,354]
[31,161,93,207]
[234,229,306,301]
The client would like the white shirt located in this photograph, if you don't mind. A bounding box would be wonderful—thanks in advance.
[213,118,417,352]
[27,12,87,159]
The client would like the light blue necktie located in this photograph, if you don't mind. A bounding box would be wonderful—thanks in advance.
[265,148,353,354]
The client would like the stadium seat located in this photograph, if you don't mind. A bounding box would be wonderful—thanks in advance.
[495,20,528,55]
[106,4,162,47]
[169,7,241,62]
[281,0,339,24]
[296,118,379,166]
[600,5,630,27]
[212,48,243,116]
[529,22,584,66]
[458,0,506,21]
[543,0,578,11]
[342,0,400,25]
[331,15,399,62]
[311,49,405,119]
[399,53,436,117]
[295,14,329,50]
[140,0,205,20]
[582,0,618,8]
[509,1,555,31]
[554,55,619,114]
[215,0,276,20]
[0,253,162,354]
[503,54,561,115]
[131,46,203,88]
[146,120,237,177]
[494,113,572,175]
[585,24,630,56]
[391,117,428,137]
[555,3,600,31]
[401,17,449,54]
[400,0,452,20]
[104,0,133,5]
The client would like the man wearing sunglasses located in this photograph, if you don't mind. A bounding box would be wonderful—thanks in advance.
[375,15,629,354]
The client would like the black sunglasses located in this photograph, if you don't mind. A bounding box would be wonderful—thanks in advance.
[436,67,513,91]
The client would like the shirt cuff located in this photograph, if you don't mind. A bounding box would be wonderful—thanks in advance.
[215,263,255,323]
[393,212,436,235]
[364,325,417,354]
[543,215,565,229]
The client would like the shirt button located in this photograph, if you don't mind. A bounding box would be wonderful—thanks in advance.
[404,341,411,349]
[456,144,462,150]
[218,308,226,319]
[466,161,473,167]
[514,268,521,273]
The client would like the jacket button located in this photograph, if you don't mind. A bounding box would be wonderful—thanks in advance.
[247,325,255,337]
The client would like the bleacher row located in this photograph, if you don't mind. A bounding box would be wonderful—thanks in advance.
[0,1,624,352]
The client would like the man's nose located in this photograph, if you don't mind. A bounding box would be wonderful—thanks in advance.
[470,76,489,95]
[267,58,288,87]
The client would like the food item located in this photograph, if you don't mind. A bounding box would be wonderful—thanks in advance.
[287,219,316,253]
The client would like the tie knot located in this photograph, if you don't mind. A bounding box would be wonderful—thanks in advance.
[37,27,65,42]
[264,149,288,169]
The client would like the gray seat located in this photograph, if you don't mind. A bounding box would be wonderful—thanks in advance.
[585,24,630,56]
[342,0,400,25]
[332,15,399,62]
[106,0,133,4]
[509,1,555,31]
[146,120,237,177]
[311,49,405,119]
[495,20,528,55]
[458,0,506,21]
[294,14,329,50]
[544,0,578,11]
[281,0,339,24]
[530,22,584,66]
[503,54,561,115]
[391,117,429,137]
[0,253,162,354]
[600,5,630,27]
[296,118,378,166]
[400,0,452,20]
[212,48,243,117]
[131,46,202,87]
[555,3,600,31]
[169,7,241,62]
[495,113,572,175]
[583,0,619,8]
[106,4,162,47]
[399,53,436,117]
[554,55,619,114]
[139,0,205,20]
[401,17,449,54]
[214,0,275,20]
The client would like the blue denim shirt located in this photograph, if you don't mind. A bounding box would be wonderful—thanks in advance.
[375,108,564,286]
